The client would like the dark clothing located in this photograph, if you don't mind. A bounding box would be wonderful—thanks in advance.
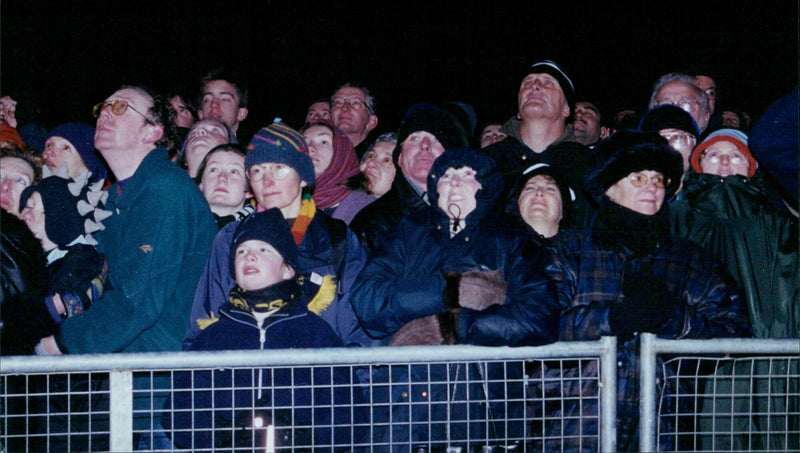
[44,243,106,323]
[548,200,751,451]
[187,207,376,349]
[0,210,52,355]
[670,172,799,339]
[483,126,594,230]
[349,173,428,255]
[165,280,366,451]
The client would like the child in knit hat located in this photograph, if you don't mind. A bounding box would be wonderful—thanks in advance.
[165,208,365,450]
[19,174,110,324]
[42,122,107,184]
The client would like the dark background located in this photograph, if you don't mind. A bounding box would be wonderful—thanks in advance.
[2,1,798,139]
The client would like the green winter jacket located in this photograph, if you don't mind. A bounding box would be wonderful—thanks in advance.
[670,171,799,339]
[57,148,217,353]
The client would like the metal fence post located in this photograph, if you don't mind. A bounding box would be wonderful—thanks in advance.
[600,336,618,453]
[639,333,657,452]
[109,369,133,452]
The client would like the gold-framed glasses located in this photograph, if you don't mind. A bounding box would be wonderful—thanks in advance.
[92,100,150,121]
[628,172,669,189]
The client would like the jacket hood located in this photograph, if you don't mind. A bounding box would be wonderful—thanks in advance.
[426,147,503,224]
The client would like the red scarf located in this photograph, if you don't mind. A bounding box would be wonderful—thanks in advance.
[312,128,360,209]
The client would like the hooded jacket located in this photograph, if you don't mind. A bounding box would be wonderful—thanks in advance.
[670,171,798,339]
[351,147,560,345]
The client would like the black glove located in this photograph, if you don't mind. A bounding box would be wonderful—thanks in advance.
[610,273,676,342]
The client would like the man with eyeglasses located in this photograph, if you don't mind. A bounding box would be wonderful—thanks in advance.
[638,104,701,195]
[330,83,379,159]
[32,85,217,449]
[186,121,378,350]
[648,72,711,136]
[35,85,216,356]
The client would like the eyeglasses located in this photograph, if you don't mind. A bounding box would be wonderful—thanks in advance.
[92,100,151,121]
[700,150,746,165]
[331,97,372,113]
[657,97,701,114]
[248,163,292,182]
[627,172,670,189]
[661,131,697,147]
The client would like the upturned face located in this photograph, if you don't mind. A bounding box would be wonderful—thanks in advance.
[517,174,563,237]
[302,124,334,178]
[43,136,87,177]
[199,150,251,214]
[234,239,294,291]
[699,141,751,177]
[517,73,570,122]
[398,131,445,189]
[436,166,482,220]
[359,141,396,197]
[184,119,232,178]
[0,156,35,216]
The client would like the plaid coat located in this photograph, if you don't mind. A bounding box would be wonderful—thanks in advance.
[543,214,751,451]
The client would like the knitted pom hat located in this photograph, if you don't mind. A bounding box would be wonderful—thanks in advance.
[229,207,298,275]
[18,169,110,249]
[46,122,107,183]
[393,103,470,163]
[638,104,700,137]
[585,129,683,203]
[527,60,576,114]
[690,128,758,177]
[245,122,315,185]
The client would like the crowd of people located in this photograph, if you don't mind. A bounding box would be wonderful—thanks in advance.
[1,61,797,451]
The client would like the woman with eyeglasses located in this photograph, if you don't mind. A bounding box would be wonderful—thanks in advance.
[541,130,751,451]
[670,128,798,450]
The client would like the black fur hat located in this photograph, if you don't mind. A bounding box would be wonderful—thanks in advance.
[585,130,683,203]
[393,103,469,163]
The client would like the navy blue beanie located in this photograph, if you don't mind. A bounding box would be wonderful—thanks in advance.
[46,122,107,183]
[393,103,470,162]
[230,208,299,275]
[245,123,315,185]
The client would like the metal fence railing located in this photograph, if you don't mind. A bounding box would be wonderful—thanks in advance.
[1,338,618,452]
[639,333,800,452]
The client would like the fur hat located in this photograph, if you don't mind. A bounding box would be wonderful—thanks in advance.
[690,128,758,177]
[46,122,107,183]
[585,130,683,203]
[393,103,470,162]
[527,60,576,114]
[18,173,109,249]
[638,104,700,137]
[246,122,315,185]
[230,207,298,274]
[426,147,502,222]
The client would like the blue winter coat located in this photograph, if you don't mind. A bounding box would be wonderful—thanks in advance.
[164,288,367,451]
[350,147,561,450]
[186,207,377,349]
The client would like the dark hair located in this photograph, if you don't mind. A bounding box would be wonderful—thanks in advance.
[198,68,249,108]
[194,143,247,185]
[167,88,198,119]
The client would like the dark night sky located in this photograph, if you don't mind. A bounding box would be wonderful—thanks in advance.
[2,1,798,137]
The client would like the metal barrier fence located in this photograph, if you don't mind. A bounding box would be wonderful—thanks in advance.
[1,338,618,452]
[639,333,800,452]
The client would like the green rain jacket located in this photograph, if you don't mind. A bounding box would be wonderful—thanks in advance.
[670,171,798,339]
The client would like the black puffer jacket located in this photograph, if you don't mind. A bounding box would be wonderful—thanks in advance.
[351,148,560,345]
[0,210,54,355]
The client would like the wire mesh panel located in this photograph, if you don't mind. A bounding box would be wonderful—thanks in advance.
[639,334,800,453]
[1,371,111,452]
[658,355,800,452]
[1,342,617,452]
